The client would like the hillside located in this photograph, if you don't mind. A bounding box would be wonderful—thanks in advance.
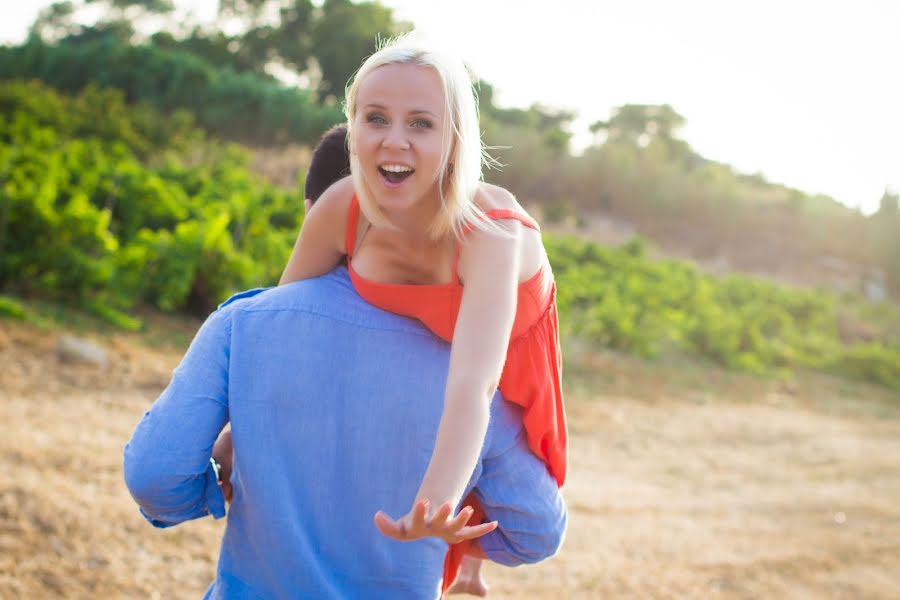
[236,138,895,300]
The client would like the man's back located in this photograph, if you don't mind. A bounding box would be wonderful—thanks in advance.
[125,268,566,599]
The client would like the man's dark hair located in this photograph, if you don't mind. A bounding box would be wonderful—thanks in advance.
[305,124,350,204]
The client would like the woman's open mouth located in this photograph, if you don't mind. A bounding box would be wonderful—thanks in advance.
[378,163,415,188]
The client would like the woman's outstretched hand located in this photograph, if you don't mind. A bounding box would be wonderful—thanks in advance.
[374,499,497,544]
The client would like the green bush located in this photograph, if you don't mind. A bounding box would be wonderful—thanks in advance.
[2,80,897,392]
[0,295,27,320]
[832,344,900,391]
[0,81,304,317]
[546,235,900,391]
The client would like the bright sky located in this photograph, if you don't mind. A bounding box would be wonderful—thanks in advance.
[3,0,898,214]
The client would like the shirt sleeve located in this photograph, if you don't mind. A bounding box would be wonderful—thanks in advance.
[123,304,233,528]
[471,400,568,566]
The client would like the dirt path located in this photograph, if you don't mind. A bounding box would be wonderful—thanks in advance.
[2,321,898,599]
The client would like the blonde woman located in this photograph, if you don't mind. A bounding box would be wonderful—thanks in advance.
[280,34,567,595]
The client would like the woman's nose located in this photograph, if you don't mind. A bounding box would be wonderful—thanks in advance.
[381,124,410,150]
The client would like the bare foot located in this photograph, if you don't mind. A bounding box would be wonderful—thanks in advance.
[447,555,489,597]
[447,575,488,597]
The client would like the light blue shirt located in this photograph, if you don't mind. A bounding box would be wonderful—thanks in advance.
[124,267,567,599]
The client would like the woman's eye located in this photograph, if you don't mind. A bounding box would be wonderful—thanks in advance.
[411,119,432,129]
[367,114,387,125]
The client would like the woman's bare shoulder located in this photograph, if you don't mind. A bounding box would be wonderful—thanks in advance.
[474,182,531,216]
[302,176,355,251]
[312,175,355,216]
[469,183,545,281]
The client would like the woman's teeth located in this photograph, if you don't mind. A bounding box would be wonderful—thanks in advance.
[379,164,414,184]
[381,164,412,173]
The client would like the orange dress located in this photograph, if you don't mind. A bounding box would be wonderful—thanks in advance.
[345,195,567,592]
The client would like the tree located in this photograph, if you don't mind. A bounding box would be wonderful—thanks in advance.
[590,103,686,146]
[310,0,409,96]
[877,189,899,218]
[210,0,405,96]
[872,189,900,297]
[267,0,316,74]
[29,1,81,41]
[30,0,173,43]
[217,0,271,23]
[88,0,173,10]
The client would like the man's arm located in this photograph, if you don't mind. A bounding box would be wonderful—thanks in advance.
[471,401,567,566]
[123,305,233,528]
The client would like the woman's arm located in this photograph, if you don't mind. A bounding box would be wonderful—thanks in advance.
[373,220,520,542]
[279,177,353,285]
[414,219,521,511]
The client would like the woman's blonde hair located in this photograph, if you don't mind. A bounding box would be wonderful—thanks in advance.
[344,33,497,240]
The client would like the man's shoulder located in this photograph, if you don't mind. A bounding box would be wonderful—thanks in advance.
[217,286,273,310]
[215,268,353,314]
[214,268,430,336]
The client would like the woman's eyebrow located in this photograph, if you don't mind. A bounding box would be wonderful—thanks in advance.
[409,110,438,118]
[363,103,438,118]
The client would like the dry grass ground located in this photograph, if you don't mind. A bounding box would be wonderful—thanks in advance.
[1,316,898,599]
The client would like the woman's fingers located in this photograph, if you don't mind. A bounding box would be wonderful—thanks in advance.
[374,502,496,544]
[374,511,403,539]
[454,520,498,542]
[444,505,474,531]
[412,499,429,530]
[429,501,453,526]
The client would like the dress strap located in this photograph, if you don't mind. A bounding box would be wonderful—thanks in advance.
[345,194,360,258]
[460,209,541,239]
[482,209,541,232]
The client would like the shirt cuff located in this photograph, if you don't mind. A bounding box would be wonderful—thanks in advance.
[137,460,226,528]
[204,458,227,520]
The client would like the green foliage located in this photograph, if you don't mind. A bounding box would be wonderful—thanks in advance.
[26,0,408,104]
[0,80,304,318]
[1,58,897,392]
[831,343,900,391]
[0,79,195,156]
[199,0,409,95]
[19,4,893,311]
[81,297,142,330]
[547,235,900,391]
[0,295,27,320]
[0,37,343,146]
